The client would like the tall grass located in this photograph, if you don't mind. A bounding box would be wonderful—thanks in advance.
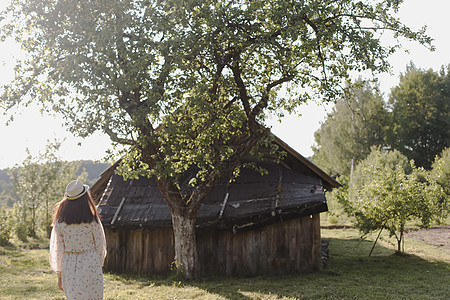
[0,228,448,299]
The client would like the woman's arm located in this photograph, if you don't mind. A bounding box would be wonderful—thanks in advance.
[49,222,64,273]
[92,217,107,266]
[57,272,63,291]
[49,222,64,290]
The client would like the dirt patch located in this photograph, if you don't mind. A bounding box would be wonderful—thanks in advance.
[406,226,450,250]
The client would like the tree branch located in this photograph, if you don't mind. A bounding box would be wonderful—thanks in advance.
[249,74,295,120]
[230,60,252,116]
[302,14,327,82]
[103,124,136,146]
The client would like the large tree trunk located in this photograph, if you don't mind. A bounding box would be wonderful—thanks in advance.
[171,211,198,279]
[149,127,265,279]
[155,176,202,280]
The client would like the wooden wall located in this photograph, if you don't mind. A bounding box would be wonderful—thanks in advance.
[104,227,175,274]
[103,214,321,275]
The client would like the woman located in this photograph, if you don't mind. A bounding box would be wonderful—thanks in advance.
[49,180,107,300]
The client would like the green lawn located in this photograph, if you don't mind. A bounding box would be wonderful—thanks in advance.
[0,229,448,299]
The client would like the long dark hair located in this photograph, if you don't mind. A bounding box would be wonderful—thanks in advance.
[52,191,100,225]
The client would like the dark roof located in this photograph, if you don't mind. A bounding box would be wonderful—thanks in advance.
[93,134,339,230]
[97,159,328,231]
[90,160,121,204]
[271,134,340,190]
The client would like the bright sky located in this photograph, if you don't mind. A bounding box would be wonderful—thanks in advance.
[1,0,449,169]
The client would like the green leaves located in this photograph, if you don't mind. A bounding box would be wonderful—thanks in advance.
[0,0,433,199]
[341,147,448,252]
[431,147,450,197]
[387,64,450,169]
[312,79,388,177]
[9,139,87,238]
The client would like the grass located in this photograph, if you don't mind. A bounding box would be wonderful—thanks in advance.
[0,228,448,299]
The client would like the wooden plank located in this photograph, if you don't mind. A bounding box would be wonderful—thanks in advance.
[125,231,131,272]
[300,243,312,272]
[288,219,297,273]
[295,218,302,272]
[104,229,116,272]
[248,231,255,275]
[209,230,219,274]
[217,231,226,274]
[224,231,232,276]
[149,230,155,273]
[165,228,175,273]
[111,196,126,225]
[259,226,268,274]
[150,229,158,273]
[156,229,165,273]
[301,215,313,244]
[276,221,286,260]
[312,214,321,271]
[267,223,277,273]
[197,230,208,274]
[136,231,143,273]
[141,230,149,273]
[232,232,242,274]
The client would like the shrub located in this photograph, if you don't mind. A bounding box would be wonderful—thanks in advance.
[0,206,13,245]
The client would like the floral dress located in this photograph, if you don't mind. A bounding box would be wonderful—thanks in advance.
[49,218,107,300]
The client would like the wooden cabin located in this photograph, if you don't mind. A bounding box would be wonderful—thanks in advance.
[91,135,340,276]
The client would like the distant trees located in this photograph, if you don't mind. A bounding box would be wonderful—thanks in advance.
[312,80,388,177]
[0,155,108,244]
[313,65,450,253]
[9,141,86,240]
[313,65,450,174]
[0,160,109,208]
[0,178,15,208]
[387,64,450,169]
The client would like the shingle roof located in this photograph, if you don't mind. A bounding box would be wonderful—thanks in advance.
[97,158,328,230]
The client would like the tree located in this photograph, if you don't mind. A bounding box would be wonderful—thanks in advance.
[312,79,388,177]
[0,206,13,245]
[387,64,450,169]
[10,140,85,239]
[342,147,447,253]
[1,0,431,278]
[431,147,450,197]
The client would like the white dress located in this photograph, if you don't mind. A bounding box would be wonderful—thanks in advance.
[49,218,107,300]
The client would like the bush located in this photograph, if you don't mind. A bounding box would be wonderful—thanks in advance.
[431,147,450,196]
[0,206,13,245]
[340,147,447,253]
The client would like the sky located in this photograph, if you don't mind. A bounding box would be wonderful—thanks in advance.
[0,0,449,169]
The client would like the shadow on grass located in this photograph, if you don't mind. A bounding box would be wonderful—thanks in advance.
[195,237,448,299]
[109,236,450,299]
[0,243,24,258]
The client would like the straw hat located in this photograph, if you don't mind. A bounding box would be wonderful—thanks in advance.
[65,180,89,200]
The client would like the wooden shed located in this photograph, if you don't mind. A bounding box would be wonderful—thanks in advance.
[92,135,340,276]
